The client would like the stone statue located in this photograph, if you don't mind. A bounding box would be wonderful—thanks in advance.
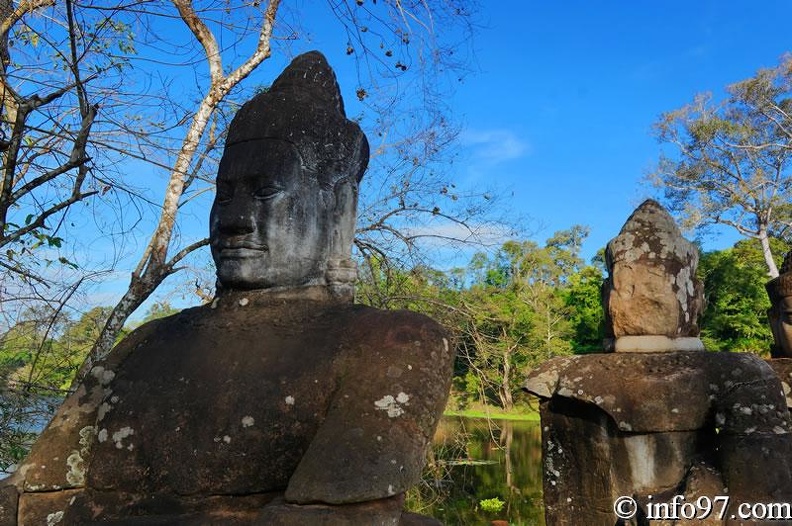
[602,199,705,352]
[766,251,792,411]
[767,251,792,359]
[0,51,453,526]
[524,200,792,525]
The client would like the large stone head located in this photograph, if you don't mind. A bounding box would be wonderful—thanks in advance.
[210,51,369,295]
[602,200,705,352]
[766,252,792,358]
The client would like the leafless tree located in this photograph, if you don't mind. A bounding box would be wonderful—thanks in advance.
[1,1,498,385]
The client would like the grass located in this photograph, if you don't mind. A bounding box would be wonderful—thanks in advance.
[444,406,540,422]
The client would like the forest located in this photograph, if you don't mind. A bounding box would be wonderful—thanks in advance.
[1,231,785,469]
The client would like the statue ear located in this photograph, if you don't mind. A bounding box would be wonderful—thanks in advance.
[768,307,786,358]
[328,178,358,258]
[324,177,358,297]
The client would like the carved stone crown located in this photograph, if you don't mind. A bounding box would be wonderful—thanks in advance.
[224,50,369,190]
[767,251,792,304]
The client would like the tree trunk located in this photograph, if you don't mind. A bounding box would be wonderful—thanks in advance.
[71,1,281,384]
[500,347,513,411]
[501,423,515,491]
[759,224,779,278]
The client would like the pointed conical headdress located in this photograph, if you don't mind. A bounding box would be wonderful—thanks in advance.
[224,51,369,189]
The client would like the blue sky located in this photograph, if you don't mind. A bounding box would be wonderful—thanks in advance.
[65,1,792,315]
[438,1,792,261]
[263,1,792,264]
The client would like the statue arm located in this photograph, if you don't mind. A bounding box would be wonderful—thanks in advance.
[283,309,453,507]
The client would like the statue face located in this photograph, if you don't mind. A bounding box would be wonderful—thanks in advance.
[769,296,792,357]
[210,140,331,290]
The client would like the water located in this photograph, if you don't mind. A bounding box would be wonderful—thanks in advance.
[0,393,60,476]
[1,404,547,524]
[411,416,546,525]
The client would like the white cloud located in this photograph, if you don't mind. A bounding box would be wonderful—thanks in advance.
[405,220,513,247]
[460,129,531,164]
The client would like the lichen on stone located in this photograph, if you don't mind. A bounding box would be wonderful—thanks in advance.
[374,392,410,418]
[46,511,64,526]
[65,451,84,486]
[111,426,134,450]
[90,365,115,386]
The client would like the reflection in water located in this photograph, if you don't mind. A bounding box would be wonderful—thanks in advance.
[408,417,545,525]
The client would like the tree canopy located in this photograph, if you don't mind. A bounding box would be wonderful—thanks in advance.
[697,238,786,353]
[650,55,792,277]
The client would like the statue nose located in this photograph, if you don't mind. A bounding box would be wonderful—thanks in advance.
[219,209,256,234]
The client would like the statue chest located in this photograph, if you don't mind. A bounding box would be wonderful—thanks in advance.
[84,316,344,496]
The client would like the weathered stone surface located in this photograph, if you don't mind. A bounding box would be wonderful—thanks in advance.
[525,352,788,433]
[525,349,792,524]
[603,199,704,343]
[17,489,80,526]
[537,399,705,526]
[767,251,792,358]
[255,495,437,525]
[57,496,440,525]
[609,334,704,352]
[2,51,452,525]
[0,485,17,526]
[767,358,792,409]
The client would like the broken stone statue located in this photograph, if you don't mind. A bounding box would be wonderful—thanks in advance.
[0,51,453,526]
[524,200,792,525]
[766,250,792,410]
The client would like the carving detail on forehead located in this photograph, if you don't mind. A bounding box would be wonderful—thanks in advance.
[217,138,302,184]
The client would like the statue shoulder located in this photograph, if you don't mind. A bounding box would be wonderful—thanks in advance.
[286,305,453,505]
[339,305,448,349]
[333,305,452,379]
[334,305,454,412]
[103,305,206,363]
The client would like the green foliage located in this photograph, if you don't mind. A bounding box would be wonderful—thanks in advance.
[0,389,58,471]
[479,497,505,513]
[356,254,463,328]
[453,227,591,410]
[139,301,180,325]
[0,306,118,467]
[698,239,786,354]
[563,264,605,353]
[0,306,112,392]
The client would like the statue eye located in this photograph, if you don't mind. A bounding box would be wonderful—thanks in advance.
[254,186,282,200]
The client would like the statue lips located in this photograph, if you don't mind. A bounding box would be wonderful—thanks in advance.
[216,240,268,259]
